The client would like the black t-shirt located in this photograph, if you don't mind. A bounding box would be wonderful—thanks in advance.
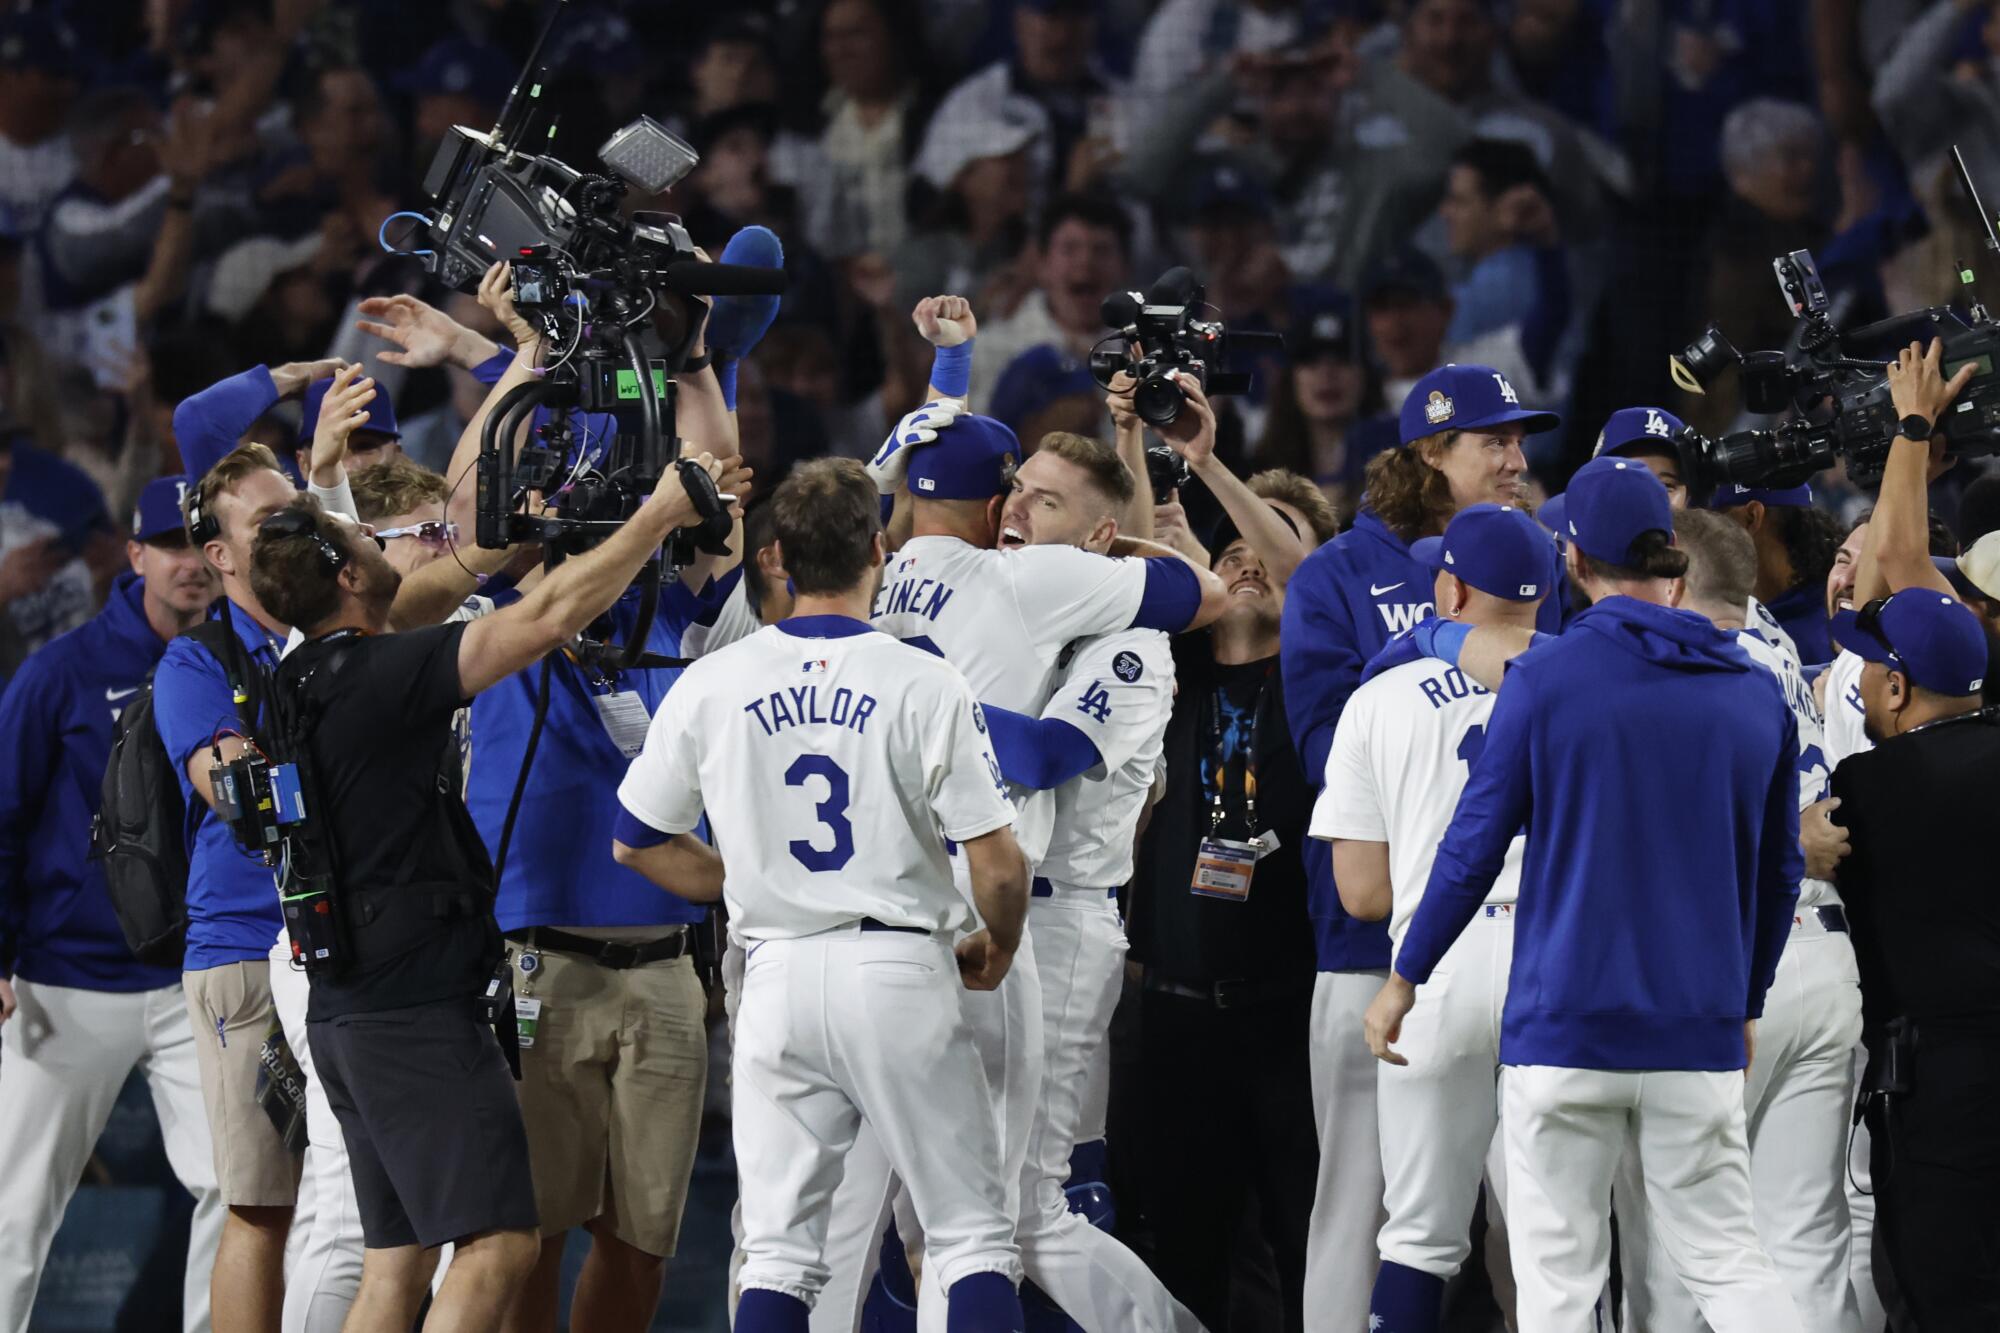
[1126,637,1316,986]
[1831,709,2000,1037]
[280,622,499,1020]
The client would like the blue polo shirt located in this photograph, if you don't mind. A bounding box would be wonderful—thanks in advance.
[471,583,714,932]
[151,599,288,971]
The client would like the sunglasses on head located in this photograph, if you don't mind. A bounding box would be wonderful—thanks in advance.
[259,507,363,571]
[1854,596,1907,672]
[372,520,458,549]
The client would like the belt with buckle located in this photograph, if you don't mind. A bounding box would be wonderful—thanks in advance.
[1791,905,1849,935]
[1143,972,1306,1010]
[508,925,689,969]
[859,917,928,935]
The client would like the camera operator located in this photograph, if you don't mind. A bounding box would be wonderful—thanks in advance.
[1824,588,1999,1330]
[1121,381,1322,1332]
[242,450,724,1333]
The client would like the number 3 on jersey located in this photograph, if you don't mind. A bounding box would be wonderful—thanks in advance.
[785,754,854,871]
[1077,681,1112,723]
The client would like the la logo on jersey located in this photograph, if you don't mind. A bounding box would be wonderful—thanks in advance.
[1644,409,1672,437]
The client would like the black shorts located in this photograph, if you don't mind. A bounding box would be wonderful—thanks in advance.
[307,995,538,1249]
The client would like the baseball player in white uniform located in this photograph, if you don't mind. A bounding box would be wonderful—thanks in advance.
[613,458,1031,1330]
[1315,504,1550,1333]
[852,403,1225,1328]
[1614,509,1865,1333]
[973,434,1201,1332]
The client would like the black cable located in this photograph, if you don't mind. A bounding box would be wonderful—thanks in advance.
[492,654,553,889]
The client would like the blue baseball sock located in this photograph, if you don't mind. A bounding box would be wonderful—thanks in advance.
[708,225,785,361]
[946,1271,1024,1333]
[1369,1259,1446,1333]
[738,1288,811,1333]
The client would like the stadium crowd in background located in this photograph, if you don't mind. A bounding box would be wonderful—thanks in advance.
[5,0,2000,1331]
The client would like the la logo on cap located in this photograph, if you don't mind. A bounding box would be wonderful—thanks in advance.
[1644,410,1671,436]
[1424,389,1454,425]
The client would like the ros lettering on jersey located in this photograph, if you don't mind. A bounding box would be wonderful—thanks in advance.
[744,685,880,737]
[1417,668,1490,712]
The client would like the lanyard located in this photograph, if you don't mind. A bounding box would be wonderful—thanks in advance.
[1206,669,1269,836]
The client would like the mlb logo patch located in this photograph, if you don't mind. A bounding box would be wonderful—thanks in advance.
[1484,903,1514,919]
[917,477,936,491]
[1519,584,1536,596]
[802,660,828,674]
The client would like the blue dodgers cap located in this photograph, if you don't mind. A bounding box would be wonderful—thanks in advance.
[988,345,1098,432]
[133,475,192,543]
[1563,454,1674,565]
[1594,406,1686,459]
[1397,363,1560,445]
[299,376,401,444]
[1710,481,1812,509]
[1831,591,1987,696]
[905,414,1021,500]
[1410,503,1552,602]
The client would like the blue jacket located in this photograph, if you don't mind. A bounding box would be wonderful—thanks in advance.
[0,575,181,991]
[173,365,296,484]
[1398,598,1802,1071]
[474,585,711,932]
[151,599,289,971]
[1281,510,1563,970]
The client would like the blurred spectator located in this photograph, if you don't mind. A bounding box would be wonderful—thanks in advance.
[1131,0,1321,107]
[970,192,1131,414]
[0,10,80,242]
[756,322,883,460]
[685,17,842,260]
[1255,293,1390,514]
[0,430,110,678]
[816,0,929,257]
[1437,138,1572,388]
[987,343,1105,443]
[1361,248,1455,410]
[401,37,513,168]
[1179,161,1291,329]
[898,101,1041,311]
[926,0,1121,201]
[1687,98,1881,433]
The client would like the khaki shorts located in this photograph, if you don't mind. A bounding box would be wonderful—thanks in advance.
[511,944,708,1256]
[184,960,300,1207]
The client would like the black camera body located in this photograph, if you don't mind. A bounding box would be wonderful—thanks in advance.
[1675,248,2000,489]
[1145,444,1191,498]
[1088,267,1281,426]
[413,0,780,664]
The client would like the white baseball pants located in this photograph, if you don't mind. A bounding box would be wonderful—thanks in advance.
[1618,924,1864,1333]
[268,939,362,1333]
[1304,969,1386,1330]
[993,883,1203,1333]
[1503,1064,1800,1333]
[733,925,1020,1304]
[0,978,223,1333]
[1377,910,1512,1279]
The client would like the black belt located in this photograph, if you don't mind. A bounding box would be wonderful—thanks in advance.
[507,925,689,969]
[1143,971,1309,1010]
[859,917,927,935]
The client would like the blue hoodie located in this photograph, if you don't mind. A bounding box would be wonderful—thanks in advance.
[151,599,289,971]
[1397,598,1802,1072]
[1281,509,1562,970]
[0,575,181,991]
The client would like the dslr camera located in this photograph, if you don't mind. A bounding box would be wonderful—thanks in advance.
[1089,267,1281,426]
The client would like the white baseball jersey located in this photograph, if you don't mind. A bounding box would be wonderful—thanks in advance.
[1744,597,1800,662]
[680,570,761,659]
[871,536,1156,863]
[1311,657,1523,959]
[617,618,1015,941]
[1821,648,1872,770]
[1037,629,1175,889]
[1737,629,1838,910]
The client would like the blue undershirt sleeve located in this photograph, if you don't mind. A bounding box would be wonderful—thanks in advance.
[982,705,1104,791]
[613,804,674,849]
[1130,558,1202,632]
